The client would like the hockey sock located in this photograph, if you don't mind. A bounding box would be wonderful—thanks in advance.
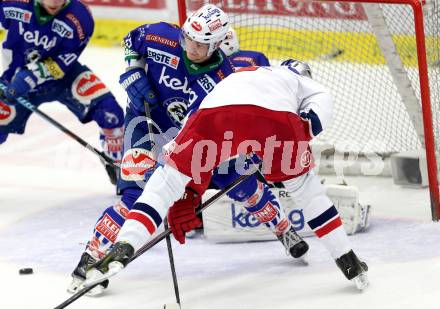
[87,200,130,259]
[99,127,124,162]
[305,203,350,259]
[118,165,191,250]
[241,180,291,236]
[283,172,351,259]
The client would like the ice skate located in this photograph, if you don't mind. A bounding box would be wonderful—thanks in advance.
[67,252,109,296]
[336,250,369,291]
[85,242,134,288]
[277,226,309,261]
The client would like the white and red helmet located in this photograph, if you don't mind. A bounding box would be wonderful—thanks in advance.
[182,4,230,57]
[220,27,240,56]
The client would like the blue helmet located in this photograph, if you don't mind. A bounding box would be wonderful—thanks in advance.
[281,59,312,78]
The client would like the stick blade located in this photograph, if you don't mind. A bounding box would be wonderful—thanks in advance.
[164,304,181,309]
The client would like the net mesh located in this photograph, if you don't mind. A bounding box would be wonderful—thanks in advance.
[186,0,439,162]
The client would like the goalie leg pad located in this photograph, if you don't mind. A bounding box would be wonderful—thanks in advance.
[326,184,371,235]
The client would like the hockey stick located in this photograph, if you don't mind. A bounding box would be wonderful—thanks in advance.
[163,218,181,305]
[53,164,260,309]
[0,82,119,183]
[143,99,181,306]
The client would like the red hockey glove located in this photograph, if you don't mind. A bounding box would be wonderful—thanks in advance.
[167,186,202,244]
[167,178,211,244]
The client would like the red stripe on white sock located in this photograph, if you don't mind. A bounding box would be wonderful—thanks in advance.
[314,216,343,238]
[126,211,157,235]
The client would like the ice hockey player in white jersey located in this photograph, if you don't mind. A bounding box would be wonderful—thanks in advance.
[85,60,369,294]
[68,4,309,296]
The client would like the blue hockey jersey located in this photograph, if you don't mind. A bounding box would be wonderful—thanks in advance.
[229,50,270,67]
[123,22,235,131]
[0,0,94,85]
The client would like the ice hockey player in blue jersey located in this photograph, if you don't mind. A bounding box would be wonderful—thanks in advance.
[220,27,270,67]
[68,4,308,296]
[0,0,124,182]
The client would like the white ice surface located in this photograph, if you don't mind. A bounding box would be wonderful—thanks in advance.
[1,48,440,309]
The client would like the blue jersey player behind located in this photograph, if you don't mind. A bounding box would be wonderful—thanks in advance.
[69,4,308,296]
[220,26,270,68]
[0,0,124,183]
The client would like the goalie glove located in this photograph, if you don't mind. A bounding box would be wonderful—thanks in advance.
[167,186,203,244]
[300,109,323,139]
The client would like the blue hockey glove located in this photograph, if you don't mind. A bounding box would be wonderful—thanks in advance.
[300,109,323,138]
[4,70,38,99]
[119,68,157,108]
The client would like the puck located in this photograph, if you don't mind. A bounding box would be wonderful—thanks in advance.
[19,268,33,275]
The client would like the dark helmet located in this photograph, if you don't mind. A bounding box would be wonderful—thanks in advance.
[281,59,312,78]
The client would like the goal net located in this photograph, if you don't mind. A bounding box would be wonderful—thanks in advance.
[177,0,440,218]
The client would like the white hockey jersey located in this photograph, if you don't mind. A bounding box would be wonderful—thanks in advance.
[199,66,334,131]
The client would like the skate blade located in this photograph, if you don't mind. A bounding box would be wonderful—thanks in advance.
[84,264,121,288]
[86,284,106,297]
[67,277,84,294]
[67,276,105,296]
[163,304,181,309]
[352,273,369,291]
[295,252,309,265]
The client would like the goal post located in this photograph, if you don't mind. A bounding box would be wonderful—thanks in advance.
[177,0,440,220]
